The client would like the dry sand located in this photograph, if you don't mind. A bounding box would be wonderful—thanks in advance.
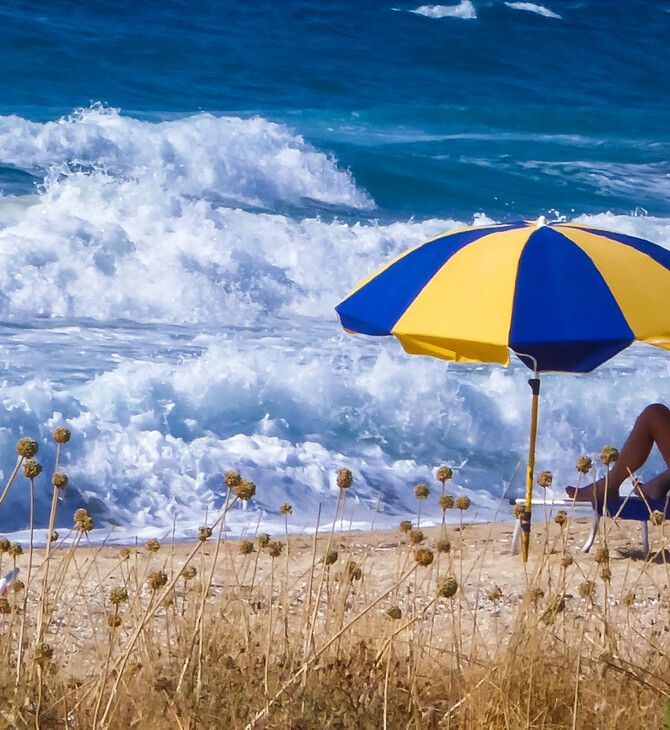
[4,512,669,679]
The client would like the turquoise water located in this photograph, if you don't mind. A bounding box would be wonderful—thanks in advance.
[2,0,669,219]
[0,0,669,538]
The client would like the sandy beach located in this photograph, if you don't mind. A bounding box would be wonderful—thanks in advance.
[0,500,668,727]
[6,512,669,675]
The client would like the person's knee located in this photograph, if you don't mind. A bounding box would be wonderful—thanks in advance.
[640,403,670,423]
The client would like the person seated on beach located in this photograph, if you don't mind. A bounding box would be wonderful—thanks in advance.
[566,404,670,502]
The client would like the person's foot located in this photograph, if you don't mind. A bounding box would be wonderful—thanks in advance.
[565,478,620,502]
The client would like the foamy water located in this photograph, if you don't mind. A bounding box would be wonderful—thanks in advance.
[504,3,562,19]
[1,106,670,544]
[410,2,477,20]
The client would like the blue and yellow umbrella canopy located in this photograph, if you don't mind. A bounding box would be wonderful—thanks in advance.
[336,220,670,373]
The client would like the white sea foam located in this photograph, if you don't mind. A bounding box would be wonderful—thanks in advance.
[0,107,390,324]
[0,106,372,211]
[0,181,445,323]
[504,2,561,19]
[411,2,477,20]
[516,160,670,201]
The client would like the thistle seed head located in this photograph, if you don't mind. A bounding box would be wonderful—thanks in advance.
[414,483,430,500]
[224,470,242,488]
[600,566,612,582]
[576,456,593,474]
[120,547,131,561]
[540,594,566,624]
[53,427,71,444]
[16,438,38,459]
[34,643,53,667]
[600,446,619,465]
[414,548,434,567]
[107,614,122,628]
[145,539,161,553]
[74,509,94,533]
[436,539,451,554]
[8,543,22,558]
[257,533,271,548]
[198,526,213,542]
[12,579,25,593]
[537,470,553,488]
[347,561,362,581]
[561,553,574,568]
[0,598,10,614]
[436,466,453,484]
[267,540,283,558]
[439,494,455,511]
[325,548,338,566]
[181,565,197,581]
[23,460,42,480]
[487,585,503,602]
[438,576,458,599]
[234,478,256,501]
[336,468,353,490]
[651,510,666,526]
[594,546,609,565]
[554,510,567,527]
[513,503,526,520]
[386,605,402,620]
[52,472,68,490]
[279,503,292,515]
[409,529,424,545]
[528,587,544,604]
[49,531,58,543]
[148,570,168,591]
[579,580,596,598]
[0,538,9,553]
[455,496,470,511]
[622,591,636,607]
[110,586,129,605]
[399,520,413,534]
[238,540,255,555]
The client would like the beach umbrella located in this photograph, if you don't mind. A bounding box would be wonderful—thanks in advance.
[335,218,670,561]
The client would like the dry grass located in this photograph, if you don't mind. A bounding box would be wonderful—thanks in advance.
[1,513,670,728]
[2,443,670,728]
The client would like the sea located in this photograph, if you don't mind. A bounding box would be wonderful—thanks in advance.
[0,0,669,542]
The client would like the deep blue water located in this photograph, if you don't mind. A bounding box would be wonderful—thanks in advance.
[0,0,669,538]
[2,0,669,220]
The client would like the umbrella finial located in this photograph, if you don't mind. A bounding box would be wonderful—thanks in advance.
[536,215,547,227]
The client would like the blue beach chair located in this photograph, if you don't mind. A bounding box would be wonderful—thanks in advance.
[510,497,669,555]
[593,497,670,555]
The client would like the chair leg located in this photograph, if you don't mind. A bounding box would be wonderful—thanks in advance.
[581,513,599,553]
[641,521,649,555]
[511,520,521,556]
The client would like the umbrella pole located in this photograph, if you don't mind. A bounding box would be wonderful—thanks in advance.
[522,375,541,562]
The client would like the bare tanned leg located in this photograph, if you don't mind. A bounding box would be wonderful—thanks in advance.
[565,404,670,501]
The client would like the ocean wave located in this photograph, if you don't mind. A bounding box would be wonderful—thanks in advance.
[0,331,509,535]
[0,107,397,324]
[0,174,448,322]
[517,159,670,200]
[504,2,562,19]
[0,105,372,211]
[410,2,477,20]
